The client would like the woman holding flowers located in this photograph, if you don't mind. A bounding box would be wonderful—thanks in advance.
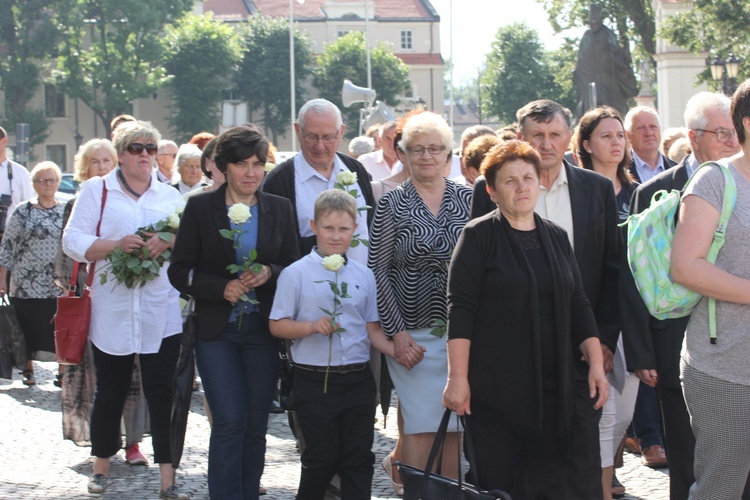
[169,125,299,500]
[63,120,188,498]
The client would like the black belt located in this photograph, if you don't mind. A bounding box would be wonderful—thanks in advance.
[293,362,369,374]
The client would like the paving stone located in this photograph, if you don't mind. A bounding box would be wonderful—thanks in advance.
[0,361,669,499]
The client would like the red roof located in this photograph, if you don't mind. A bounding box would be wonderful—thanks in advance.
[204,0,439,21]
[397,53,443,65]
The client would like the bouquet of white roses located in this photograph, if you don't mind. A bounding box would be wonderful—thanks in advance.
[100,207,183,289]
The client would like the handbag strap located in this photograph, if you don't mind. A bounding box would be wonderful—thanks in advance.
[461,414,484,492]
[78,183,108,299]
[419,409,463,497]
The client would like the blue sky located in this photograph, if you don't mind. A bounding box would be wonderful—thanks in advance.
[429,0,586,85]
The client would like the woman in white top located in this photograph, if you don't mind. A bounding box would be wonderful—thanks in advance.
[63,120,188,499]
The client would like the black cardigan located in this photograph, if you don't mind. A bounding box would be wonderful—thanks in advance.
[261,152,375,256]
[168,184,300,340]
[447,211,599,437]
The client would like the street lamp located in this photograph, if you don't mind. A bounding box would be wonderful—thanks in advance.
[708,53,741,95]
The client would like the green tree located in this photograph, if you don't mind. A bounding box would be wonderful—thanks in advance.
[162,13,241,143]
[0,0,63,149]
[660,0,750,88]
[481,23,561,124]
[51,0,192,137]
[547,38,580,114]
[234,16,313,144]
[313,32,410,137]
[538,0,654,62]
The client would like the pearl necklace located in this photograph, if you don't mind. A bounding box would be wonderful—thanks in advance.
[117,168,149,198]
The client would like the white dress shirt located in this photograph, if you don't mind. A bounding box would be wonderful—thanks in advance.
[63,170,185,355]
[270,249,379,366]
[535,164,575,250]
[358,150,402,181]
[293,154,370,265]
[632,150,666,183]
[0,160,34,225]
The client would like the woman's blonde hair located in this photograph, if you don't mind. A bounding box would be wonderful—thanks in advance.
[73,139,117,182]
[30,161,62,182]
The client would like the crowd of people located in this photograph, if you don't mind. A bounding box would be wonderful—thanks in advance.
[1,78,750,500]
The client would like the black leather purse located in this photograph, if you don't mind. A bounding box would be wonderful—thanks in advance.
[397,408,512,500]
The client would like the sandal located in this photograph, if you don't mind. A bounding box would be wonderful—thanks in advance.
[22,370,36,386]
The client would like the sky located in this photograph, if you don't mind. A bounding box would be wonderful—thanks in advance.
[428,0,586,86]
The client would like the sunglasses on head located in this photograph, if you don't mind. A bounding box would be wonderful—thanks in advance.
[126,143,158,156]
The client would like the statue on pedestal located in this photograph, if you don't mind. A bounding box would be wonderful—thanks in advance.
[573,3,638,116]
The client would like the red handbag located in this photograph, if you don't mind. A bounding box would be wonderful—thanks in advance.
[54,185,106,364]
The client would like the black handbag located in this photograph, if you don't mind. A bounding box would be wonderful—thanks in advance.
[398,408,512,500]
[0,295,27,379]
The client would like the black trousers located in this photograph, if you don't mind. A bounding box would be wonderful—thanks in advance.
[470,394,566,500]
[293,367,376,500]
[565,379,603,500]
[90,334,180,462]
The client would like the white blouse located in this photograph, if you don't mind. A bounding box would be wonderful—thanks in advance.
[63,170,185,356]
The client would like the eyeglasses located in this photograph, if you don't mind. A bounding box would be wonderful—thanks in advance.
[157,153,177,158]
[125,143,159,155]
[407,145,447,157]
[696,127,736,143]
[33,178,58,185]
[302,133,338,145]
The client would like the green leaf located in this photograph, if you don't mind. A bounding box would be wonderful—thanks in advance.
[350,239,360,248]
[158,231,172,242]
[330,283,341,296]
[341,282,348,296]
[226,264,241,274]
[127,256,142,271]
[249,248,258,261]
[251,263,263,273]
[319,307,335,316]
[219,229,234,239]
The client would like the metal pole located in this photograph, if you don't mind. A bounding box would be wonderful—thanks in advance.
[365,0,372,91]
[448,0,454,128]
[289,0,297,152]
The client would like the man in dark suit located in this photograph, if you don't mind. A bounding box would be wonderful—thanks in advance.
[514,100,619,499]
[262,98,374,265]
[625,105,677,183]
[622,105,677,469]
[622,91,748,499]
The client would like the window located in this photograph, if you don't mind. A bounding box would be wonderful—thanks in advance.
[338,30,350,38]
[46,145,67,171]
[45,84,66,118]
[400,30,413,50]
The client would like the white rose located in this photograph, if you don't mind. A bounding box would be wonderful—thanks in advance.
[167,213,180,229]
[322,254,345,272]
[264,162,276,173]
[227,203,251,224]
[336,171,358,186]
[175,205,185,215]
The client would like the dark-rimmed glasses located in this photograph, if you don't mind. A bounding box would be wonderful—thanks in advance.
[695,128,736,143]
[407,145,447,157]
[126,143,159,156]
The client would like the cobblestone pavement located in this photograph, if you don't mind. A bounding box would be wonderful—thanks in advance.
[1,362,669,499]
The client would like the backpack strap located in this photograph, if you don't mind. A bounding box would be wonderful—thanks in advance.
[687,161,737,344]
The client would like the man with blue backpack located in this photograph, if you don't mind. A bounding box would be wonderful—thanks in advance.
[621,91,750,499]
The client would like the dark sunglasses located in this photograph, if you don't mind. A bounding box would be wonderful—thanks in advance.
[126,143,158,156]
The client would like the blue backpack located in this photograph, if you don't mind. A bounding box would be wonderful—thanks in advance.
[622,161,736,343]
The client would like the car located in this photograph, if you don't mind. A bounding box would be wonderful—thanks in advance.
[58,173,79,195]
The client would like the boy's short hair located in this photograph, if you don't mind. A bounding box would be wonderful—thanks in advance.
[314,189,357,222]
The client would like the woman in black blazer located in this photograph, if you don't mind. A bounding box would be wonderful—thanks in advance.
[169,126,299,500]
[443,140,608,499]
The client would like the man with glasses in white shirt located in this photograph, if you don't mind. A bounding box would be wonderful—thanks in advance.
[262,98,375,266]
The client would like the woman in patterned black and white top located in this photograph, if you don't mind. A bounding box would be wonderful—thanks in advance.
[369,112,471,480]
[0,161,65,385]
